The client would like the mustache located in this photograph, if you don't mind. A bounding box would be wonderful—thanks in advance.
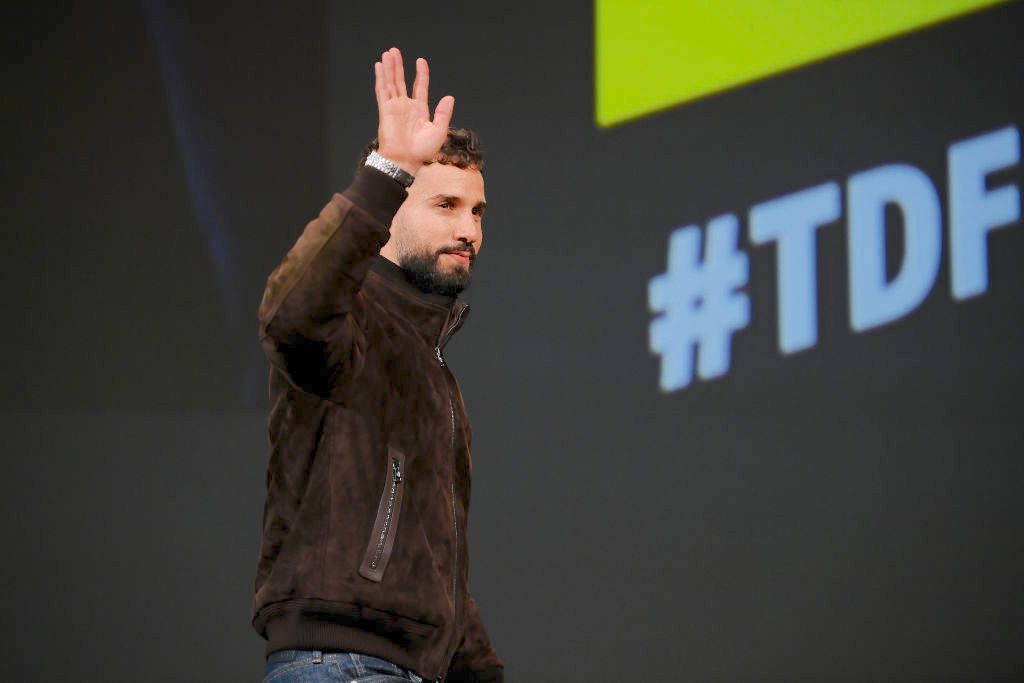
[438,244,476,259]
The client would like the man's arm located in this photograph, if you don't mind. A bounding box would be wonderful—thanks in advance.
[257,170,403,396]
[258,47,454,396]
[447,595,504,682]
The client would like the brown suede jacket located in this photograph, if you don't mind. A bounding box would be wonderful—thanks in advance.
[251,165,503,682]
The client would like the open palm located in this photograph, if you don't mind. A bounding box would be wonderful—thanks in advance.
[374,47,454,174]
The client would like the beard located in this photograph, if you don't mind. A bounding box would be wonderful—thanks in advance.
[398,245,476,298]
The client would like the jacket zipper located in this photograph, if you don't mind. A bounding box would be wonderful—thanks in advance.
[448,397,458,603]
[433,302,468,681]
[432,348,460,682]
[369,457,402,571]
[359,450,407,582]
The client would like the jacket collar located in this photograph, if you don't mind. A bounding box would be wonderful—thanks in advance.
[367,256,471,350]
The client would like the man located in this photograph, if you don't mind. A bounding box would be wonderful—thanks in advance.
[251,47,503,683]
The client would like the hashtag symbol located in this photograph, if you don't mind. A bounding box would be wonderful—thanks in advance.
[649,214,751,392]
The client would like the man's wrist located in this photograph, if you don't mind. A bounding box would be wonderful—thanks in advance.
[372,149,423,178]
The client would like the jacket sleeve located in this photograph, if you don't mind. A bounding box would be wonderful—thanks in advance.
[446,595,504,682]
[258,166,406,397]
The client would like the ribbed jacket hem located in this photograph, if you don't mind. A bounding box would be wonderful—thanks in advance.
[263,606,437,678]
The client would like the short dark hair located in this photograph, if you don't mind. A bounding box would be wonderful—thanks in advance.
[356,127,484,174]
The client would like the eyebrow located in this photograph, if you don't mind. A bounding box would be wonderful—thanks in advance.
[427,194,488,211]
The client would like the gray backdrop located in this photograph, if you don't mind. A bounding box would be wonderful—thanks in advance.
[4,1,1023,681]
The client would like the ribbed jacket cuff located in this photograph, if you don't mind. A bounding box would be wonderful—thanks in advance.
[342,165,408,227]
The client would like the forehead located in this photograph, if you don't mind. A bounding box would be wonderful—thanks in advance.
[410,162,485,201]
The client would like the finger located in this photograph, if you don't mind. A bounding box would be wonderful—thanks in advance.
[412,57,428,104]
[432,95,455,130]
[373,61,384,106]
[391,47,407,98]
[380,50,394,98]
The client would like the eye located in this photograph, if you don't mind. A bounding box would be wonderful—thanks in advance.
[438,201,453,209]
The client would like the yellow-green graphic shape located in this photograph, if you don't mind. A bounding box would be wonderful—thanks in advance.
[595,0,1010,127]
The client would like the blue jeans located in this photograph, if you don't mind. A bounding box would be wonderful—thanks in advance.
[263,649,424,682]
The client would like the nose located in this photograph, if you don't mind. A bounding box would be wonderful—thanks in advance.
[453,211,482,250]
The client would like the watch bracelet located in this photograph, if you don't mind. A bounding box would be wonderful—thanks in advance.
[365,150,415,187]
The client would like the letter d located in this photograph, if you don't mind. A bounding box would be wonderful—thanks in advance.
[848,164,941,332]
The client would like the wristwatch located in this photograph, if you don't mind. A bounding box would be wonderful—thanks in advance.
[364,150,415,188]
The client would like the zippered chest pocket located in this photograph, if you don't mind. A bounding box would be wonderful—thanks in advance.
[358,446,407,582]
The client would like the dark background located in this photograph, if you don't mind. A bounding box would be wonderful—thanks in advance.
[3,1,1022,680]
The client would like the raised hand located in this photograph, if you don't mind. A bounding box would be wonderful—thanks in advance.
[374,47,455,176]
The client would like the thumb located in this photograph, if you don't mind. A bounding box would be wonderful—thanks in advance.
[432,95,454,131]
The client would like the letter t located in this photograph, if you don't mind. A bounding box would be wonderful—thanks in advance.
[750,182,842,354]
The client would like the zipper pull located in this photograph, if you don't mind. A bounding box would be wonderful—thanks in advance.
[392,458,402,484]
[435,346,445,366]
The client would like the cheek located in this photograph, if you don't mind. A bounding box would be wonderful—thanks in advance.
[414,218,452,247]
[391,223,422,259]
[394,217,448,256]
